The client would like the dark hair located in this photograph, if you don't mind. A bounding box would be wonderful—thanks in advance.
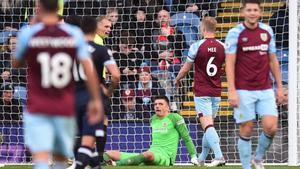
[81,16,97,34]
[39,0,58,12]
[6,33,17,45]
[154,95,170,105]
[64,15,82,27]
[243,0,261,7]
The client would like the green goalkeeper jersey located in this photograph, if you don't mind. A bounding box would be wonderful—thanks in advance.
[150,113,197,164]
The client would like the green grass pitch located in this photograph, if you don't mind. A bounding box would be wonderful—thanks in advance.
[1,166,300,169]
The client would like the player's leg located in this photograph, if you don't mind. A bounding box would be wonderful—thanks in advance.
[146,149,172,166]
[90,94,111,167]
[205,97,225,167]
[89,118,106,169]
[195,97,224,164]
[89,116,108,168]
[74,115,98,169]
[194,97,211,162]
[253,89,278,168]
[105,150,139,161]
[115,151,149,166]
[24,113,55,169]
[234,90,257,169]
[53,116,76,169]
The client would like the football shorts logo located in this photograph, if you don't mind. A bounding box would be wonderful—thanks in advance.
[260,33,268,42]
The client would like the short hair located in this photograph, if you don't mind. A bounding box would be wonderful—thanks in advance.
[106,7,118,15]
[64,15,82,27]
[96,16,109,23]
[201,16,217,32]
[38,0,58,12]
[81,16,97,34]
[243,0,261,7]
[154,95,170,105]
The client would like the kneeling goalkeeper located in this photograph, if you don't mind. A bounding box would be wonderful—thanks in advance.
[104,95,199,166]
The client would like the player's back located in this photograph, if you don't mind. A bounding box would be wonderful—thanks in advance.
[75,41,111,90]
[193,38,225,97]
[20,23,85,116]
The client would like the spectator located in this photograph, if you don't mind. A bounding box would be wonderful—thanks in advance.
[1,33,17,77]
[106,7,122,51]
[0,83,22,124]
[152,9,185,73]
[135,66,166,113]
[165,0,219,17]
[113,36,143,88]
[0,0,35,30]
[126,8,154,54]
[2,34,28,104]
[124,0,164,22]
[112,89,145,120]
[149,9,185,102]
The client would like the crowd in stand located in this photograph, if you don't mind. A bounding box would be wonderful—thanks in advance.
[0,0,289,122]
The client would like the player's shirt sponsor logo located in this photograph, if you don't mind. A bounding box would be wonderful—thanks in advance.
[242,44,269,52]
[153,123,169,133]
[28,37,76,48]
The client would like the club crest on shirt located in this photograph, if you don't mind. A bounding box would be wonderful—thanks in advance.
[162,122,167,127]
[242,37,248,42]
[260,33,268,42]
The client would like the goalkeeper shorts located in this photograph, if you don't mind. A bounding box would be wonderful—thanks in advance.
[148,147,172,166]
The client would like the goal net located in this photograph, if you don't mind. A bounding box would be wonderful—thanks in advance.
[0,0,296,165]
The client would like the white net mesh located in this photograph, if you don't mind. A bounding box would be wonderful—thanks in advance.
[0,0,294,165]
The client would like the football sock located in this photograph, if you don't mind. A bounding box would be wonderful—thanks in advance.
[89,151,101,169]
[238,136,252,169]
[198,132,209,161]
[205,125,223,159]
[90,125,107,168]
[255,132,273,161]
[75,146,92,169]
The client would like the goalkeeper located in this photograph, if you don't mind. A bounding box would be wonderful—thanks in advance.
[103,95,199,166]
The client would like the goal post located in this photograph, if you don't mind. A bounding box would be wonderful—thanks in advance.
[288,0,300,166]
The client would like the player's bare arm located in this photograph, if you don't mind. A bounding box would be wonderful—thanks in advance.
[175,62,193,87]
[269,53,284,104]
[225,53,239,107]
